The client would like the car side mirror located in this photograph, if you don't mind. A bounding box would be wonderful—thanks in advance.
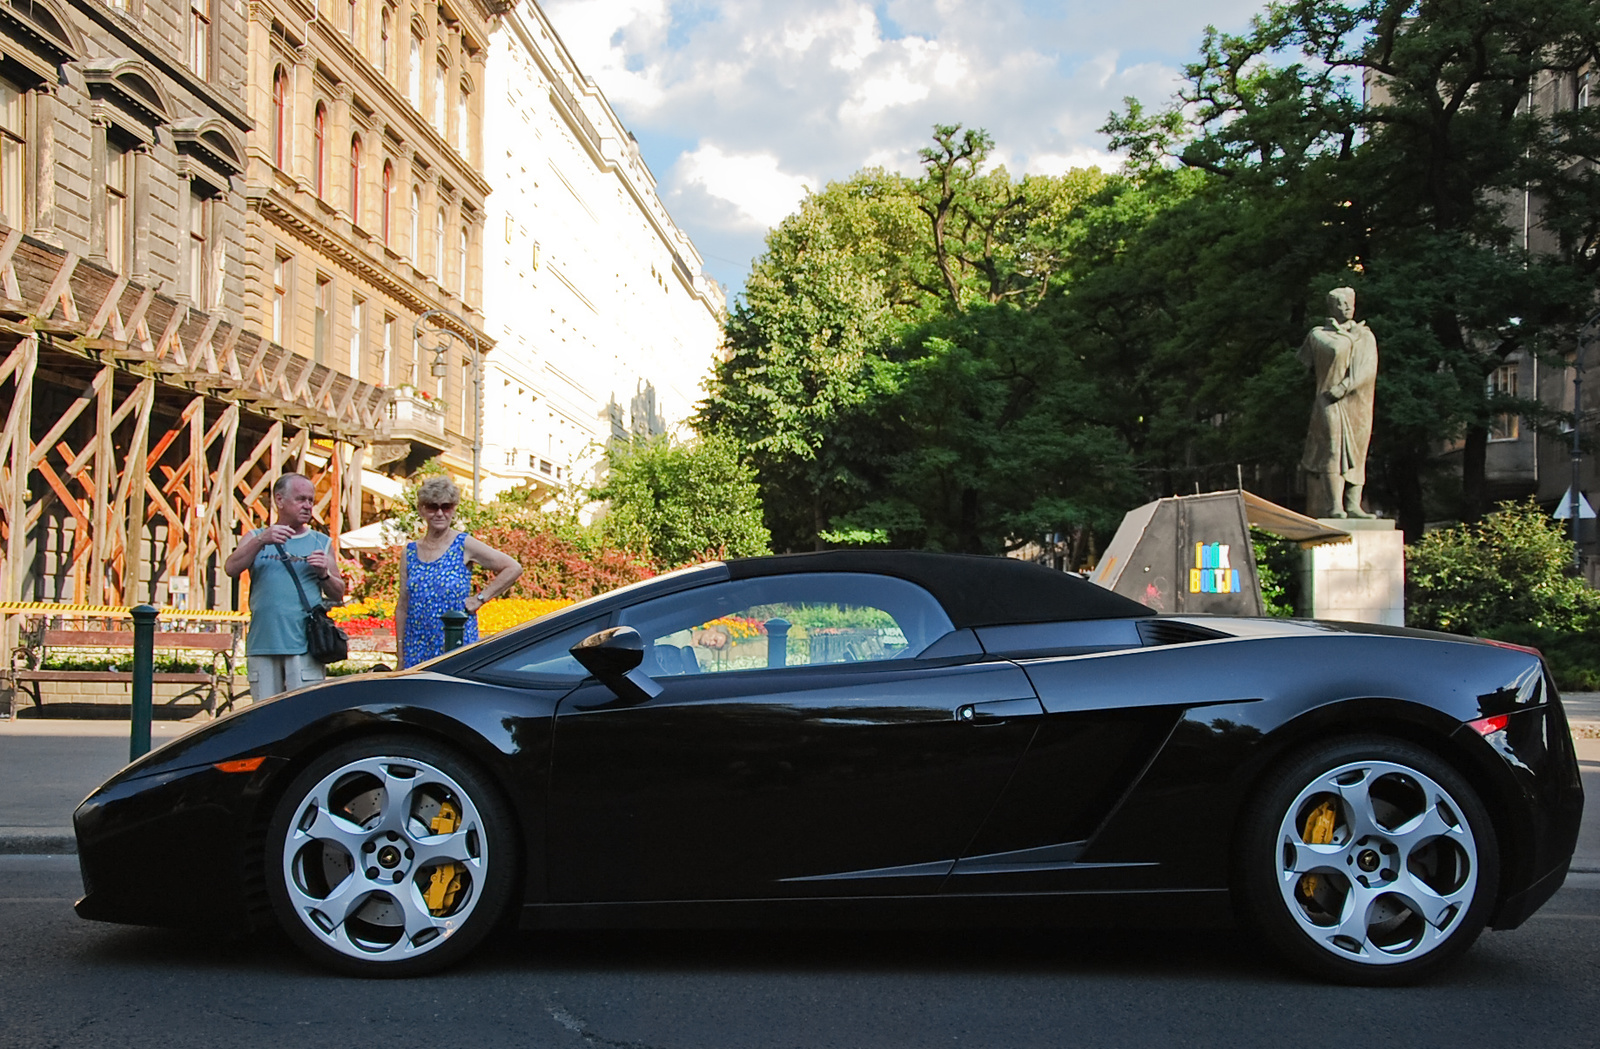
[569,626,663,704]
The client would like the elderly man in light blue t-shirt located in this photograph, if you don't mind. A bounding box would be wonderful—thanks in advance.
[223,473,347,699]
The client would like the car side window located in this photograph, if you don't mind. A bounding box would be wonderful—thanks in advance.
[475,616,609,686]
[616,573,954,677]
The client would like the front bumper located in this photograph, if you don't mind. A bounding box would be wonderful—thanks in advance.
[74,759,283,930]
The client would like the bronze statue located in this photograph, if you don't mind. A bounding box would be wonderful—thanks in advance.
[1299,287,1377,519]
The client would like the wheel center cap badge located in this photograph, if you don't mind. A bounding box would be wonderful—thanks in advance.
[377,845,402,869]
[1357,849,1381,873]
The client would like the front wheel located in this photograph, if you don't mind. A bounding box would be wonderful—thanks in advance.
[1236,736,1499,985]
[265,736,516,976]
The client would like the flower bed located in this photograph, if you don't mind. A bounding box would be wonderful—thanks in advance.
[327,595,572,642]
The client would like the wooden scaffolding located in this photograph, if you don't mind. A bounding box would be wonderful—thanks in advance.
[0,227,390,615]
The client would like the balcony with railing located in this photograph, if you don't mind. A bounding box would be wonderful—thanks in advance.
[385,387,447,446]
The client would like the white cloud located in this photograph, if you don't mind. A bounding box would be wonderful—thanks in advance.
[539,0,1268,292]
[676,144,816,231]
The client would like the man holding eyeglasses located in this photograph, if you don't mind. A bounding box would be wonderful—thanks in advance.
[223,472,347,699]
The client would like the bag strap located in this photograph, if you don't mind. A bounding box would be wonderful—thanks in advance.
[271,541,318,612]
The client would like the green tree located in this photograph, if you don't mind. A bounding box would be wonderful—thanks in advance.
[593,433,771,566]
[1103,0,1600,534]
[1407,499,1599,636]
[697,193,902,551]
[833,303,1141,554]
[700,132,1115,552]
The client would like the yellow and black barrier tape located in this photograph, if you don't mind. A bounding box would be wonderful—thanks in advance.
[0,602,251,621]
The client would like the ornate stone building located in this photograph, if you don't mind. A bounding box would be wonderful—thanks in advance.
[0,0,388,613]
[480,2,725,501]
[241,0,504,494]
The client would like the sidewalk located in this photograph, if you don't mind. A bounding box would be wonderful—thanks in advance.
[0,718,200,853]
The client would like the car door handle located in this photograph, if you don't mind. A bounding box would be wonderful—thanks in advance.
[957,698,1045,724]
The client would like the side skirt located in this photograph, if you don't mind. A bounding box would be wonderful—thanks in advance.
[519,888,1234,931]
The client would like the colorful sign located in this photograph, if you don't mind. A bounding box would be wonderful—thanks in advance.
[1190,542,1240,595]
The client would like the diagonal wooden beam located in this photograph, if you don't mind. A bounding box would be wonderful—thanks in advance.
[28,368,110,470]
[85,274,131,340]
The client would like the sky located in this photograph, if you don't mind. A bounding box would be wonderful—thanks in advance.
[539,0,1269,299]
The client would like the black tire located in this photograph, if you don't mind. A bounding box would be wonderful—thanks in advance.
[265,735,516,977]
[1235,735,1499,986]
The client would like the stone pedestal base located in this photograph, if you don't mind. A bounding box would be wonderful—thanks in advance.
[1308,518,1405,626]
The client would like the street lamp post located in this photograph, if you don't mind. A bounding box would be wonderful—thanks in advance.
[413,308,483,503]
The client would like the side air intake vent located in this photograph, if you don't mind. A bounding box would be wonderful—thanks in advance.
[1138,619,1229,647]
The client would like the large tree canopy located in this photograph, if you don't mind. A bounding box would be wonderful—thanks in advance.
[702,0,1600,555]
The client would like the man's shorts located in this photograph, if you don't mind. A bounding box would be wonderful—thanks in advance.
[247,653,326,701]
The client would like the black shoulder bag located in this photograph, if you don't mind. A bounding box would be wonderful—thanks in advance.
[273,542,349,664]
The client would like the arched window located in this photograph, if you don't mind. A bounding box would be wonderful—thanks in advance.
[312,103,326,197]
[408,32,421,107]
[458,224,468,299]
[457,79,471,160]
[379,9,392,79]
[434,205,445,279]
[271,66,288,169]
[410,185,421,262]
[433,58,446,130]
[381,161,394,245]
[349,135,362,220]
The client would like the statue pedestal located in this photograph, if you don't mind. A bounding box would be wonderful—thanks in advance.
[1307,519,1405,626]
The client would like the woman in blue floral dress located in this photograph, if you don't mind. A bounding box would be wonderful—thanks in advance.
[395,477,523,667]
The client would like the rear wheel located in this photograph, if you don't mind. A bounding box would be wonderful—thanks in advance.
[1236,736,1498,985]
[265,736,515,976]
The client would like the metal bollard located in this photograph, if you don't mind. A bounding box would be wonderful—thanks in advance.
[129,604,158,760]
[765,618,790,669]
[441,609,468,652]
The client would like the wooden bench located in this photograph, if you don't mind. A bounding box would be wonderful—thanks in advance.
[2,609,245,718]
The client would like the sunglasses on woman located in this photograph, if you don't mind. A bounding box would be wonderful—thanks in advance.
[420,502,457,512]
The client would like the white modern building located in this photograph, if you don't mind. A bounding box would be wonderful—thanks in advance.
[479,1,726,501]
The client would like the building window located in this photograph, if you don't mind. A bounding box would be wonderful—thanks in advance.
[188,0,211,80]
[1489,363,1520,441]
[314,274,331,365]
[349,296,364,380]
[381,314,395,386]
[349,135,362,221]
[381,161,394,245]
[409,33,422,108]
[186,186,214,307]
[379,9,392,80]
[457,80,470,159]
[434,205,445,279]
[434,59,446,130]
[410,184,421,262]
[272,66,288,169]
[0,77,24,228]
[458,224,468,299]
[313,103,327,198]
[272,253,291,345]
[105,142,131,273]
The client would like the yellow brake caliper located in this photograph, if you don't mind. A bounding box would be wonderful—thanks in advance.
[422,800,466,916]
[1299,799,1337,898]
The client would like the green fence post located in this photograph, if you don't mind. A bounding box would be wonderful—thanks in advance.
[129,604,158,760]
[441,609,468,652]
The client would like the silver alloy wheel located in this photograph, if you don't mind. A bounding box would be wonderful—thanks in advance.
[1273,757,1478,966]
[279,754,489,963]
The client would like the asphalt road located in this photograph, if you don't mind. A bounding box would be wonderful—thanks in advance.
[0,710,1595,1048]
[0,856,1596,1049]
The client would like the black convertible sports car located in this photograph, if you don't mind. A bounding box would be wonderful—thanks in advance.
[73,551,1584,984]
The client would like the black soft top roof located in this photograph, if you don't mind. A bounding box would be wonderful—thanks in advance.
[725,550,1151,629]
